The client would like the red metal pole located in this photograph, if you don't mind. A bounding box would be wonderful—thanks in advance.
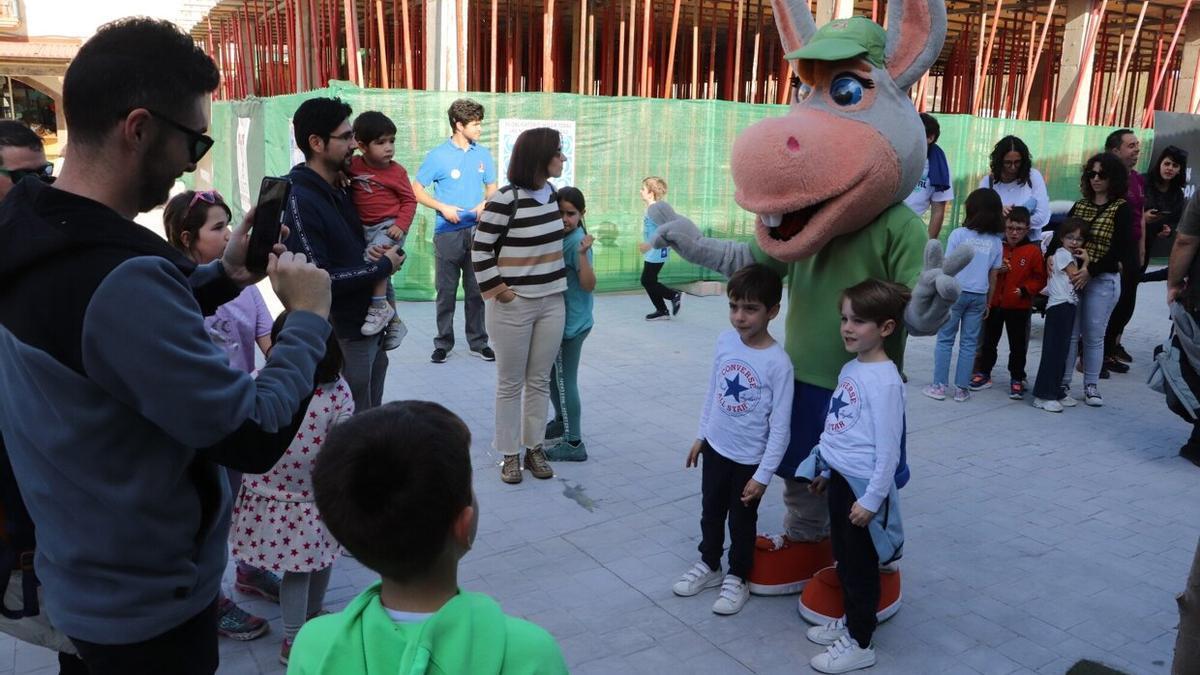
[1143,0,1194,126]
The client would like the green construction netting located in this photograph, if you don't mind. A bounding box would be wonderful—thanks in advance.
[208,82,1153,301]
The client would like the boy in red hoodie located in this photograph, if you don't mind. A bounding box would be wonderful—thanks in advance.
[970,207,1047,399]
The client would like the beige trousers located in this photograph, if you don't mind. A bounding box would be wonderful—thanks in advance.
[486,293,566,456]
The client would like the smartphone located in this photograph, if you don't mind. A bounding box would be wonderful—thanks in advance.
[246,177,291,274]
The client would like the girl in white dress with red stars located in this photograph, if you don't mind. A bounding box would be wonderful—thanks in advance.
[230,311,353,663]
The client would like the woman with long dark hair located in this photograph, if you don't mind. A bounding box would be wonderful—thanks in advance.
[978,136,1051,240]
[472,128,568,484]
[1063,153,1137,406]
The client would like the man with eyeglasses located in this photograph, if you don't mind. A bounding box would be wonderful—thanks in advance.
[0,18,334,674]
[284,97,406,414]
[0,121,53,200]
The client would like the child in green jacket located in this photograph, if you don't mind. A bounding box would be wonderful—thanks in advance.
[291,401,568,674]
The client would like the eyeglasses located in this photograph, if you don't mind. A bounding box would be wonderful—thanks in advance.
[1002,160,1023,167]
[328,130,355,143]
[0,163,54,184]
[1063,235,1084,243]
[1085,170,1108,180]
[145,108,215,164]
[1005,225,1029,231]
[186,190,224,217]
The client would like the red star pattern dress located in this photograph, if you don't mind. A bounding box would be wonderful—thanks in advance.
[230,377,353,574]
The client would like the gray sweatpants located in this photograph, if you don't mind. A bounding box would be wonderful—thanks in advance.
[434,228,488,352]
[280,567,333,639]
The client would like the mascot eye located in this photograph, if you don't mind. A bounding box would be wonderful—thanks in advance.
[830,76,865,106]
[790,76,813,102]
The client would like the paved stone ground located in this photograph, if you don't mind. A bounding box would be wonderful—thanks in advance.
[4,280,1197,675]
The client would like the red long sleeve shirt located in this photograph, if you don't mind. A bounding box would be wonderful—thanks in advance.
[991,240,1047,310]
[348,155,418,232]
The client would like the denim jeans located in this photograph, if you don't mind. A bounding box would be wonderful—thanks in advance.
[1063,272,1121,389]
[933,291,987,389]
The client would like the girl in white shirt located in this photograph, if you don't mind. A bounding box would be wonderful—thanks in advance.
[1032,219,1090,412]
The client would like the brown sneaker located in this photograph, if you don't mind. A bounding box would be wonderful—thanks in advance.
[523,446,554,479]
[500,454,523,483]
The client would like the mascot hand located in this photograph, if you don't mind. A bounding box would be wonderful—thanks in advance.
[904,240,973,336]
[648,202,754,279]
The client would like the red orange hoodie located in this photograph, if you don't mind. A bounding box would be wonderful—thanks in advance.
[991,240,1047,310]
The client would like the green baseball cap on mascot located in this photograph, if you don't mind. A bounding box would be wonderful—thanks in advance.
[785,16,886,68]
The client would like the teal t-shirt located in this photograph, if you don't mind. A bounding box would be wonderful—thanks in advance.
[562,227,595,339]
[415,139,497,234]
[643,214,669,263]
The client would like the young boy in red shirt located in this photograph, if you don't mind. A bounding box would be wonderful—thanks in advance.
[349,111,418,348]
[969,206,1047,399]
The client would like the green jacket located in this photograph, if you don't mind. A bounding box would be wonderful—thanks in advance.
[288,583,569,675]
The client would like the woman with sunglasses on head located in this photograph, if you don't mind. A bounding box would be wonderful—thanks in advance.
[163,190,279,642]
[1140,147,1189,285]
[978,136,1051,241]
[1063,154,1136,407]
[472,128,568,484]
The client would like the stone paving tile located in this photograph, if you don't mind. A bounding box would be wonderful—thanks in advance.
[5,282,1198,674]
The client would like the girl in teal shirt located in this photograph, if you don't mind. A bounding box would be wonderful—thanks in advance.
[545,187,596,461]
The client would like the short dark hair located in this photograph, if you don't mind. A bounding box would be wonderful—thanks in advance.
[557,186,586,213]
[270,311,343,385]
[1047,217,1090,258]
[293,97,353,160]
[919,113,940,143]
[163,190,232,253]
[352,111,397,145]
[1149,145,1189,192]
[840,279,911,327]
[507,127,561,188]
[447,98,484,132]
[727,263,783,308]
[1080,152,1129,201]
[62,18,219,147]
[314,401,473,582]
[1005,206,1031,225]
[1105,128,1136,152]
[963,188,1006,235]
[0,121,43,157]
[988,135,1033,187]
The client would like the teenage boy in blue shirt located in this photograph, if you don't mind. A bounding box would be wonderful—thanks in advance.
[413,99,497,364]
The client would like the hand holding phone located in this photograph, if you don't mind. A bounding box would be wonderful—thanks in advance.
[246,177,292,274]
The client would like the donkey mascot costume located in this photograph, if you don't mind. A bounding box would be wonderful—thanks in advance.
[651,0,968,629]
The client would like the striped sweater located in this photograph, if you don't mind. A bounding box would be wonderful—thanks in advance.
[472,186,567,299]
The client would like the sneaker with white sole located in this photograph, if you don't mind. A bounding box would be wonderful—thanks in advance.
[382,316,407,351]
[807,617,849,646]
[922,384,946,401]
[1059,395,1078,407]
[672,561,723,597]
[1033,398,1063,413]
[810,634,876,673]
[711,575,749,615]
[953,386,971,402]
[1084,384,1104,407]
[361,301,395,336]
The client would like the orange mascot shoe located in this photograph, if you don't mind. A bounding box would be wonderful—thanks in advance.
[747,535,834,596]
[798,565,902,624]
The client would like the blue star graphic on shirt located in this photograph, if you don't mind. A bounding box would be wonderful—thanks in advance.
[828,392,850,418]
[723,375,749,402]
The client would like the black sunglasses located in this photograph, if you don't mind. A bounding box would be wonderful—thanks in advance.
[1085,170,1108,180]
[0,163,54,184]
[145,108,215,164]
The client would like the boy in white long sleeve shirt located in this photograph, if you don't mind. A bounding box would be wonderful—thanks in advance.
[805,279,909,674]
[672,264,793,616]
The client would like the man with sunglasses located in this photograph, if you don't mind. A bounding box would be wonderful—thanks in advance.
[0,121,53,200]
[0,18,334,674]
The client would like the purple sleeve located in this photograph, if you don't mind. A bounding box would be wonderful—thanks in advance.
[251,287,273,338]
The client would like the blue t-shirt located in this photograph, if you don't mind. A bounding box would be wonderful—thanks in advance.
[562,226,595,340]
[946,227,1003,294]
[642,214,669,263]
[415,139,497,234]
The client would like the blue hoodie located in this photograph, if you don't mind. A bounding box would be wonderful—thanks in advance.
[284,164,396,338]
[0,179,329,644]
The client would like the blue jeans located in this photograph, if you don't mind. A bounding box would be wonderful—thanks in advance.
[1063,272,1121,389]
[933,291,987,389]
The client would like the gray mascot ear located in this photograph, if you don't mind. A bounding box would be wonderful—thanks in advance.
[772,0,818,72]
[885,0,948,90]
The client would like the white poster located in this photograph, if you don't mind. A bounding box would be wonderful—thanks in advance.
[288,119,306,168]
[497,118,576,189]
[235,117,252,211]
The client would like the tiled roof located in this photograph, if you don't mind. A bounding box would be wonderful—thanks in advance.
[0,39,79,61]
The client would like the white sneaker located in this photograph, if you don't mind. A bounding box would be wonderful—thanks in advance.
[361,301,395,336]
[810,635,876,673]
[711,575,749,615]
[1084,384,1104,407]
[1059,396,1078,408]
[807,617,849,646]
[672,562,722,597]
[1033,398,1064,413]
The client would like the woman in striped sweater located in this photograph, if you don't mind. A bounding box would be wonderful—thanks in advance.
[472,127,568,484]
